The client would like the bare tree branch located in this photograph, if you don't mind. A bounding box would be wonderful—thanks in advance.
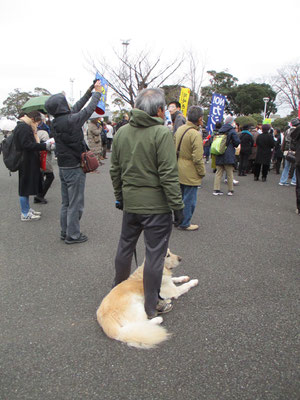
[85,46,185,108]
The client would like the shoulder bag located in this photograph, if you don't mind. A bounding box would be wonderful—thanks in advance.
[176,127,193,160]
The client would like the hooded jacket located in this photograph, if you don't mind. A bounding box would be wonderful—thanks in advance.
[110,109,184,214]
[45,91,101,168]
[215,123,240,165]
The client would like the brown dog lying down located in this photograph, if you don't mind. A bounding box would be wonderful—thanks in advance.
[96,250,198,349]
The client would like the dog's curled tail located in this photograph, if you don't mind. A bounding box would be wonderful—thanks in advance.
[117,321,170,349]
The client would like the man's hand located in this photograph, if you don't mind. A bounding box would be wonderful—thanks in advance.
[94,80,102,93]
[173,209,184,227]
[115,200,123,210]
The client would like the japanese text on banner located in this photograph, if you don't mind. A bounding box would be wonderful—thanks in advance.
[179,88,190,117]
[206,93,226,134]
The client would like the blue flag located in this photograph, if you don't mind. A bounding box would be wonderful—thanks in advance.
[206,93,226,134]
[95,72,109,115]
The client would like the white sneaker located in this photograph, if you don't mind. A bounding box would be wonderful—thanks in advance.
[29,208,42,216]
[224,179,239,186]
[290,182,296,186]
[21,211,41,221]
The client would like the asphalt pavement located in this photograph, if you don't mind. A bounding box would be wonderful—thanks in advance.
[0,145,299,400]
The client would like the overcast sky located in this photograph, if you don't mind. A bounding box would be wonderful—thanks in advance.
[1,0,299,116]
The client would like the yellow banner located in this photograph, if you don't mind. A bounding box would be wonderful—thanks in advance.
[179,87,190,117]
[263,118,272,125]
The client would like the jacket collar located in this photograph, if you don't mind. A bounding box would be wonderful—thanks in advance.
[186,120,200,130]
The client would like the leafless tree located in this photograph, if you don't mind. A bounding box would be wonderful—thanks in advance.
[185,49,206,105]
[85,47,184,108]
[271,62,300,113]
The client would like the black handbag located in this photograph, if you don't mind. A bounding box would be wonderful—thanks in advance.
[285,150,296,163]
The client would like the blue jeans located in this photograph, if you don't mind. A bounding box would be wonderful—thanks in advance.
[59,167,86,239]
[179,184,198,228]
[204,146,210,161]
[279,159,296,184]
[19,196,30,215]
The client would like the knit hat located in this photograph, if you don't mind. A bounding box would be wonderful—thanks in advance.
[262,124,271,133]
[291,118,300,127]
[224,115,234,125]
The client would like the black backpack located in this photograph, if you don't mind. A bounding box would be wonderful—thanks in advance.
[2,131,23,172]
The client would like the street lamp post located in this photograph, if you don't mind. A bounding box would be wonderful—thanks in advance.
[263,97,269,121]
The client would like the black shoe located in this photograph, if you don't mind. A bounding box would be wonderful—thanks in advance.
[34,196,47,204]
[60,231,66,240]
[254,177,259,181]
[65,233,88,244]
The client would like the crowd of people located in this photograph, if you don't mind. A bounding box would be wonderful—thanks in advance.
[2,83,299,319]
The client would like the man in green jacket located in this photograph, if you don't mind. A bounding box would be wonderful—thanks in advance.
[110,88,184,318]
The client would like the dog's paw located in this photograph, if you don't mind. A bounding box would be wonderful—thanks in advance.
[189,279,199,287]
[149,316,163,325]
[182,276,190,282]
[172,276,190,283]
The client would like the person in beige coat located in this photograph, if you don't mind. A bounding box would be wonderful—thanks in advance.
[87,118,103,163]
[174,106,206,231]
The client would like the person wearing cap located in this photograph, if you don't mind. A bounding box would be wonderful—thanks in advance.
[213,115,240,196]
[290,118,300,214]
[253,124,275,182]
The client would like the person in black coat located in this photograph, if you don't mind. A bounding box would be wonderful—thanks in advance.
[14,111,49,221]
[273,128,283,174]
[253,124,275,182]
[290,118,300,214]
[238,124,254,176]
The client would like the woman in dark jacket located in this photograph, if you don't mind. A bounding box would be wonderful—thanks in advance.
[213,116,240,196]
[273,128,283,174]
[254,124,275,182]
[238,125,254,176]
[290,118,300,214]
[14,111,48,221]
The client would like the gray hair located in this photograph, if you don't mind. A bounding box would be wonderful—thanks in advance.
[134,88,166,117]
[187,106,204,124]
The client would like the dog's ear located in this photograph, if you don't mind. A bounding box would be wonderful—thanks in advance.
[166,248,170,258]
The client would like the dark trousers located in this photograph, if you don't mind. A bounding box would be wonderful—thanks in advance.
[247,159,255,173]
[38,172,55,198]
[254,163,270,179]
[275,157,283,174]
[296,165,300,212]
[114,212,172,317]
[239,153,250,174]
[106,138,113,151]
